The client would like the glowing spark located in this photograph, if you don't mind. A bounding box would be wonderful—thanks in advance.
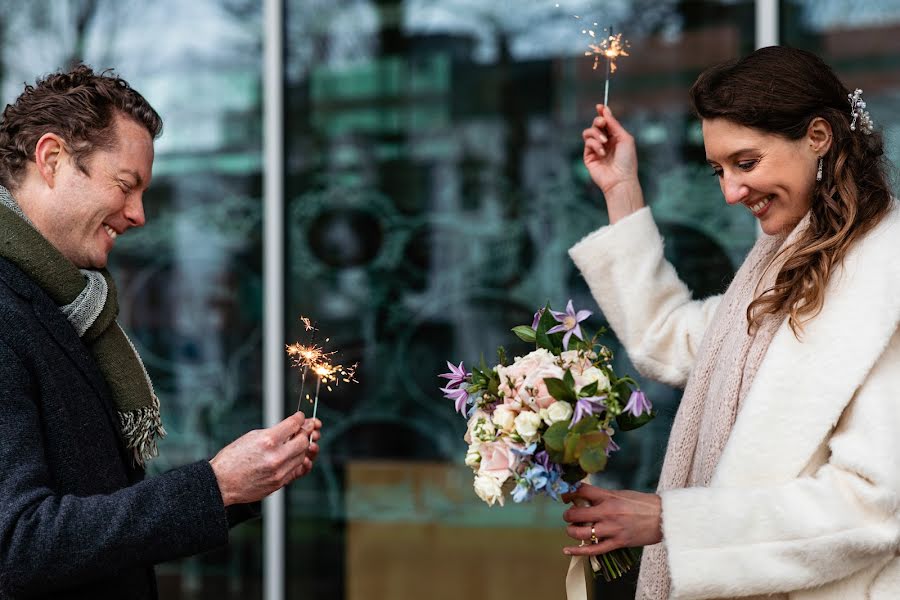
[586,31,629,73]
[287,322,360,419]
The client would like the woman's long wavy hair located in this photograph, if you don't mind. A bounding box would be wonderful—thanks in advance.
[690,46,893,335]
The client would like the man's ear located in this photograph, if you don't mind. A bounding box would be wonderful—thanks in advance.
[807,117,833,156]
[33,133,66,188]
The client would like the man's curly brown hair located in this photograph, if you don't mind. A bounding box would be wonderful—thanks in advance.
[0,64,162,190]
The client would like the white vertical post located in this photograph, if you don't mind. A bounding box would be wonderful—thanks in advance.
[262,0,285,599]
[756,0,779,49]
[755,0,779,239]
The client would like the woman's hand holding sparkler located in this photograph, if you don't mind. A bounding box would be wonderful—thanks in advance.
[209,412,322,506]
[582,104,645,224]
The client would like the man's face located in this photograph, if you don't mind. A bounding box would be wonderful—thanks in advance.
[41,114,154,268]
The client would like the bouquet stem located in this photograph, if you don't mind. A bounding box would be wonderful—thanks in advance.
[590,547,639,582]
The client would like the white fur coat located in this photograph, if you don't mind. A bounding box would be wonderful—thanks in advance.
[569,206,900,600]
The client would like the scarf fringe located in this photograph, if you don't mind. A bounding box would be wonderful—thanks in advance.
[117,394,167,467]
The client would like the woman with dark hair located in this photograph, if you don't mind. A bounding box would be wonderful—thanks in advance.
[561,46,899,599]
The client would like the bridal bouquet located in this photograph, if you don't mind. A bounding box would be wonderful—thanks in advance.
[439,300,654,581]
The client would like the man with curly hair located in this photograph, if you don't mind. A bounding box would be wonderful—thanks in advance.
[0,65,320,599]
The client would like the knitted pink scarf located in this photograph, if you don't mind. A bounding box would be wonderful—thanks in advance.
[635,218,809,600]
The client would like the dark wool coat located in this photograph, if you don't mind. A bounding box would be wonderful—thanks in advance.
[0,257,248,599]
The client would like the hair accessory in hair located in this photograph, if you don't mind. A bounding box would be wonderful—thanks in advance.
[848,88,873,135]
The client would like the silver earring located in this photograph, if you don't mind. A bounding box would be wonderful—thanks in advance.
[816,156,823,182]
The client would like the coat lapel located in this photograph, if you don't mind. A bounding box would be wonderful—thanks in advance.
[7,263,132,460]
[714,206,900,487]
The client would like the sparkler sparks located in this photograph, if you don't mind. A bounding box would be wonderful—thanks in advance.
[286,316,359,419]
[583,26,630,106]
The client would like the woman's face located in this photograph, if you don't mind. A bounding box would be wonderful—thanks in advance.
[703,118,818,235]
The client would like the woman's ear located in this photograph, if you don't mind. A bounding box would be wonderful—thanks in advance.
[33,133,66,188]
[807,117,833,156]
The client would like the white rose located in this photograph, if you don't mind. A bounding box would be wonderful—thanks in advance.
[466,410,496,443]
[558,350,582,368]
[473,473,505,507]
[545,400,574,425]
[465,443,482,468]
[514,411,543,443]
[574,366,610,394]
[492,405,517,432]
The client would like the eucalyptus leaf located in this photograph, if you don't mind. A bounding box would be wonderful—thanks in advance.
[563,431,581,463]
[579,445,608,473]
[571,415,600,435]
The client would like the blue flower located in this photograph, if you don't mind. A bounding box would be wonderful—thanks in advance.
[510,442,538,458]
[524,464,551,491]
[512,480,533,503]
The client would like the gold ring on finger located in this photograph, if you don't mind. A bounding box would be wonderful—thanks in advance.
[590,524,599,545]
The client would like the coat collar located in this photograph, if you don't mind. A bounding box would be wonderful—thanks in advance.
[714,202,900,486]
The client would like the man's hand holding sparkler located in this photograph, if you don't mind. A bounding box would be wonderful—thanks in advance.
[209,412,322,506]
[582,104,645,224]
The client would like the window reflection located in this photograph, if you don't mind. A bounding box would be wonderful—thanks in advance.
[285,1,756,598]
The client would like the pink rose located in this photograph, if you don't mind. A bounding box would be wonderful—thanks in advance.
[497,349,564,411]
[478,441,517,483]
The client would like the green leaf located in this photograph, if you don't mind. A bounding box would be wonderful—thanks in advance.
[579,445,609,473]
[563,368,575,388]
[579,381,599,398]
[544,377,576,403]
[571,415,600,435]
[535,305,563,353]
[497,346,508,367]
[487,371,500,397]
[617,409,656,432]
[511,326,537,343]
[563,431,581,463]
[543,421,569,452]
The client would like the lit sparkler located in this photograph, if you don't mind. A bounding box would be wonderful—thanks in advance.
[286,316,359,419]
[584,26,630,106]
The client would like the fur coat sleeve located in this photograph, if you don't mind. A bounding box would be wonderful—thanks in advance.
[568,207,722,389]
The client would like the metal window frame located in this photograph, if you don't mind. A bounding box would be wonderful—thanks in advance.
[263,0,285,599]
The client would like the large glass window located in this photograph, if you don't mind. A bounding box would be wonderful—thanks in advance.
[284,2,756,598]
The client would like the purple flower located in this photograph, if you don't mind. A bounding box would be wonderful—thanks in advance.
[623,390,652,417]
[534,450,552,471]
[440,385,470,416]
[531,308,545,331]
[547,299,592,349]
[569,395,606,428]
[606,437,620,457]
[438,361,468,389]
